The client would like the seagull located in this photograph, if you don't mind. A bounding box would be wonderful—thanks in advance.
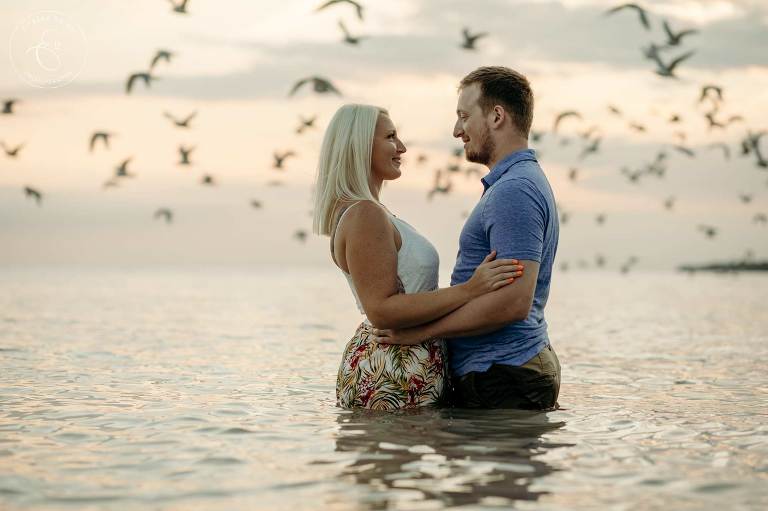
[553,111,582,133]
[2,99,18,115]
[89,131,113,152]
[699,85,723,104]
[662,20,698,46]
[154,208,173,223]
[595,213,606,225]
[668,113,682,123]
[663,196,675,210]
[289,76,341,96]
[642,42,665,61]
[293,229,308,243]
[673,145,695,158]
[697,225,717,239]
[1,142,25,158]
[23,186,42,205]
[125,72,157,94]
[273,150,296,169]
[739,193,752,204]
[754,213,767,225]
[608,104,623,116]
[621,166,643,184]
[102,178,120,189]
[580,138,601,160]
[620,256,638,274]
[164,110,197,128]
[201,174,215,185]
[178,145,195,166]
[705,112,743,130]
[651,50,695,78]
[427,169,452,201]
[744,131,767,168]
[568,167,579,181]
[250,199,263,209]
[149,49,174,71]
[707,142,730,159]
[338,20,365,45]
[628,121,646,132]
[168,0,189,14]
[605,3,651,30]
[296,115,317,134]
[115,158,134,178]
[595,254,606,267]
[316,0,363,20]
[461,28,488,50]
[530,130,545,143]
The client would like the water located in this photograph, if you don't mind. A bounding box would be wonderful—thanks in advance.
[1,266,766,510]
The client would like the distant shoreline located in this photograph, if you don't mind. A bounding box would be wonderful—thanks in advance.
[678,261,768,273]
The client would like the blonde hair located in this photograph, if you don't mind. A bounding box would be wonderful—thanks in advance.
[312,104,388,236]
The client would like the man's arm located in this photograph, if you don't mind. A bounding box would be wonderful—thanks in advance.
[374,261,539,344]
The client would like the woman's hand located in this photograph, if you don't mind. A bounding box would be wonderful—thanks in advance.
[370,326,424,345]
[464,250,524,299]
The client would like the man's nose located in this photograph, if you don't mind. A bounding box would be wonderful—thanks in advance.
[453,120,463,138]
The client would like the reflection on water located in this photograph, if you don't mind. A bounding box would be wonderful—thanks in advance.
[330,408,567,510]
[1,268,767,510]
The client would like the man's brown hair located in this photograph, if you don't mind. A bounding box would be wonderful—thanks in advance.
[459,66,534,137]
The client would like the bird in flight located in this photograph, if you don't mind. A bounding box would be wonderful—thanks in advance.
[316,0,363,21]
[1,141,25,158]
[289,76,341,96]
[201,174,215,186]
[126,72,157,94]
[154,208,173,223]
[553,111,582,133]
[605,3,650,30]
[2,99,18,115]
[293,229,308,243]
[651,50,695,78]
[296,115,317,134]
[697,225,717,239]
[150,49,174,71]
[662,20,698,46]
[338,20,365,45]
[273,151,296,169]
[24,186,42,206]
[165,111,197,128]
[89,132,114,152]
[168,0,189,14]
[461,28,488,50]
[178,145,195,166]
[115,158,135,178]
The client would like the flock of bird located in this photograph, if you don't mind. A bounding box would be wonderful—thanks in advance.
[4,1,766,270]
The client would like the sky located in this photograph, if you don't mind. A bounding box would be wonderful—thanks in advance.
[1,0,767,270]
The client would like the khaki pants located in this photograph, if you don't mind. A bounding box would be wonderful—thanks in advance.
[453,344,561,410]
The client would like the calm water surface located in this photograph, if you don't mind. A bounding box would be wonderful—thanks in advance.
[1,266,766,510]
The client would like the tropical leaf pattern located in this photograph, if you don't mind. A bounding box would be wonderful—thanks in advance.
[336,322,447,410]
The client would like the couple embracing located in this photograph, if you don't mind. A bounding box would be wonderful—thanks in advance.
[312,66,560,411]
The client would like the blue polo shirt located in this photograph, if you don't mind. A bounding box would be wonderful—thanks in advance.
[449,148,559,377]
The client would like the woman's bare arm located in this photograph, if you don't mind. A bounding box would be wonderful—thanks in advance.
[341,201,521,330]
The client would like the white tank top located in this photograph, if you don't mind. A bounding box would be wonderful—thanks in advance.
[332,202,440,316]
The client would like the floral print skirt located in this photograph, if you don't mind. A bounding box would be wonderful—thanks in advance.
[336,322,447,410]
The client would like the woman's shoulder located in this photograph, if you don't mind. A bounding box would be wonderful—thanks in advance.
[338,200,389,225]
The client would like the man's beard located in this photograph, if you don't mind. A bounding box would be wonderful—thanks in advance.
[465,125,495,166]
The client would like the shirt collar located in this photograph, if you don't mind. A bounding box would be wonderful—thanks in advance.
[481,148,537,191]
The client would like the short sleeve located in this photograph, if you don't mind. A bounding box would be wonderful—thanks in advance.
[481,178,546,262]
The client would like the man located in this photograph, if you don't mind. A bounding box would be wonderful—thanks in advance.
[372,66,560,410]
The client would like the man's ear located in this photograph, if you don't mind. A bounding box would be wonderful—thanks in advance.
[491,105,505,128]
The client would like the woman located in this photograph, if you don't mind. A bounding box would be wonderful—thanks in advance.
[312,104,524,410]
